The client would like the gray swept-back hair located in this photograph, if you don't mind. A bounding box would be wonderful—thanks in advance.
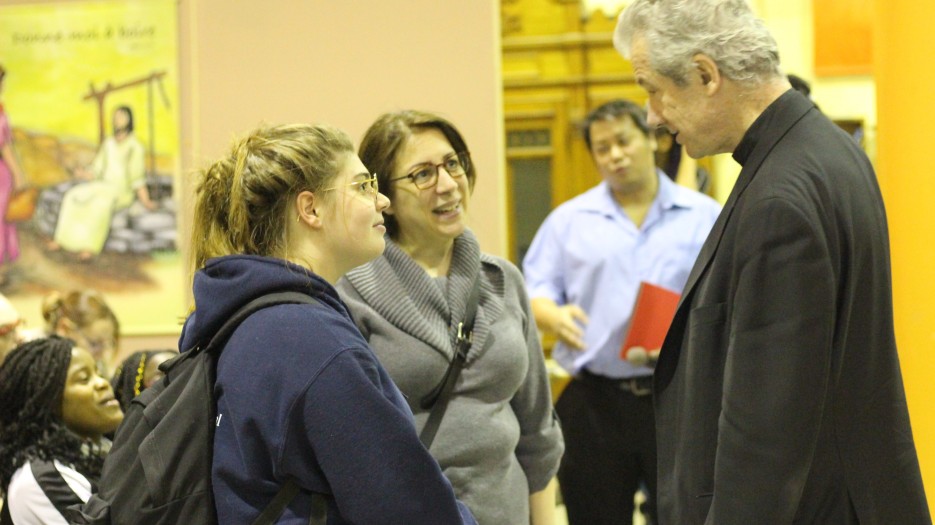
[615,0,782,86]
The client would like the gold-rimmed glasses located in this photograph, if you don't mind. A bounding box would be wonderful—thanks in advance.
[320,174,380,203]
[389,151,470,190]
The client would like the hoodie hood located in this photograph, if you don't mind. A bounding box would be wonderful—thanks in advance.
[179,255,347,352]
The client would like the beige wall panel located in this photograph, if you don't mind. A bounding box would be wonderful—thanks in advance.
[181,1,504,263]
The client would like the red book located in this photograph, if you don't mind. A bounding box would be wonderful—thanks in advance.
[620,282,680,363]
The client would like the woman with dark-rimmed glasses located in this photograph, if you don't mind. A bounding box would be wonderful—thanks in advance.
[182,122,475,525]
[337,110,564,525]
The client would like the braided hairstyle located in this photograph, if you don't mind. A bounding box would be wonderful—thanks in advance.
[110,349,176,412]
[0,336,106,494]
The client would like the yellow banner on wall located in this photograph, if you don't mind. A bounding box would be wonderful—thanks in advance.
[0,0,184,337]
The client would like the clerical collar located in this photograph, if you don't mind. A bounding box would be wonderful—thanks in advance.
[732,89,799,167]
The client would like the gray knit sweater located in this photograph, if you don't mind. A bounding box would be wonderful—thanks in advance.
[337,230,564,525]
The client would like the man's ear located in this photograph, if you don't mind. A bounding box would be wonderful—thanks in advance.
[692,53,721,96]
[295,190,322,228]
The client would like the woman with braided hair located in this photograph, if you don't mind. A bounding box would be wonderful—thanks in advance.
[0,336,123,524]
[109,349,177,412]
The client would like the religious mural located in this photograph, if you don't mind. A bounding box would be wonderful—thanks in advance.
[0,0,183,334]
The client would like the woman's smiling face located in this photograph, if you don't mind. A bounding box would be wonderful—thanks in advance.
[386,128,471,248]
[60,346,123,441]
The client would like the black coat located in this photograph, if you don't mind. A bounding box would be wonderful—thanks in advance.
[653,90,930,525]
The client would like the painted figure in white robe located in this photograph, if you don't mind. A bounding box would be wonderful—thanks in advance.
[51,106,156,260]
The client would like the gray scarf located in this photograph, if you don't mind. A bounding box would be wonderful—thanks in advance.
[344,230,504,364]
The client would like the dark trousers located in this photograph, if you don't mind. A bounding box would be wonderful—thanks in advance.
[555,372,657,525]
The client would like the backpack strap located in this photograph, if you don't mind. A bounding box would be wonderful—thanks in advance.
[203,291,318,355]
[251,479,327,525]
[251,479,298,525]
[308,492,327,525]
[206,291,327,525]
[29,460,85,520]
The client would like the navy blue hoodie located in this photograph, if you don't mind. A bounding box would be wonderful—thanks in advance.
[180,255,475,524]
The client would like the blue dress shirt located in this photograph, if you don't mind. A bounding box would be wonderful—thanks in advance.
[523,173,721,378]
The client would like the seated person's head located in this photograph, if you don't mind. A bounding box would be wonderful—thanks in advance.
[0,336,124,491]
[110,349,177,412]
[112,105,134,136]
[42,290,120,376]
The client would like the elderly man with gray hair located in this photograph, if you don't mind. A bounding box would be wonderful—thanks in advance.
[614,1,930,524]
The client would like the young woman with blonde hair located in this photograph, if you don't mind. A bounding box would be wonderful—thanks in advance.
[183,123,475,524]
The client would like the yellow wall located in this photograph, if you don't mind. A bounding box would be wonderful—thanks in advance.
[875,0,935,512]
[757,0,876,163]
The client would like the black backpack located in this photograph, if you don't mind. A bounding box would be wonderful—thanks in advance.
[67,291,327,525]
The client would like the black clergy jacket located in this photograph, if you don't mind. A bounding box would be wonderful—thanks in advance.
[653,90,931,525]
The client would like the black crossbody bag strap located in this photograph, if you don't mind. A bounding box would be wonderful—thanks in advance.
[418,277,481,448]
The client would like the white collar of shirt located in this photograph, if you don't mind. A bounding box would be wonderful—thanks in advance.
[580,170,693,220]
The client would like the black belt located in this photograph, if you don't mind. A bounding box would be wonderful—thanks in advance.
[579,370,653,396]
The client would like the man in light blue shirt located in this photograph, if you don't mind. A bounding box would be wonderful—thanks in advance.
[524,99,720,525]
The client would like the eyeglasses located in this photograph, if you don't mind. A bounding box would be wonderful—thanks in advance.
[389,152,471,190]
[320,175,380,203]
